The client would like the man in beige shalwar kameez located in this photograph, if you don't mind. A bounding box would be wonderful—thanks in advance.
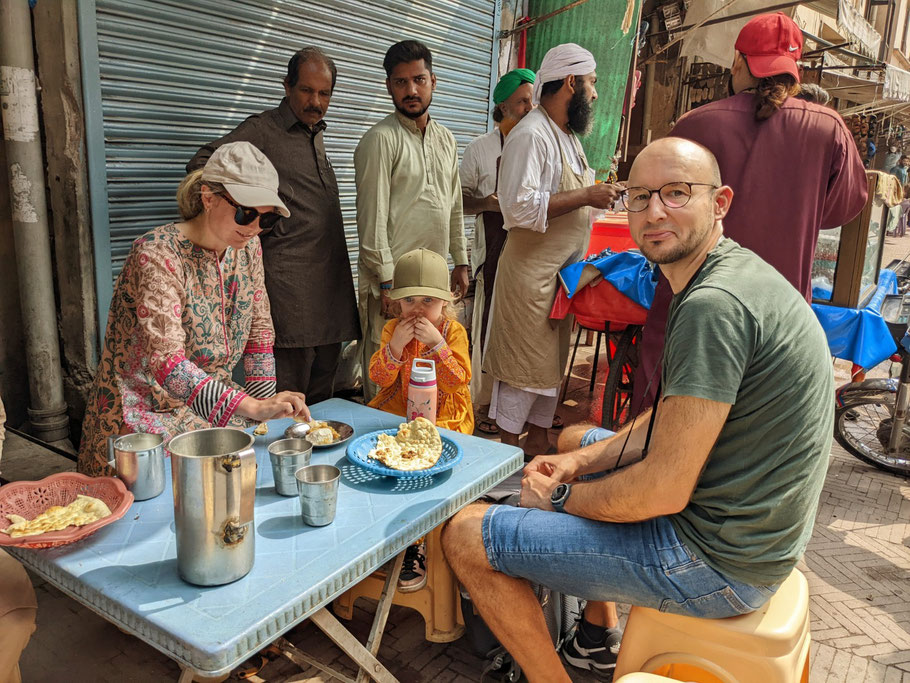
[355,40,469,400]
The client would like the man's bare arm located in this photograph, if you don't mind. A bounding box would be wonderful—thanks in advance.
[567,395,730,522]
[546,183,622,220]
[463,193,499,215]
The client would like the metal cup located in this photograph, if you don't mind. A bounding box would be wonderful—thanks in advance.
[267,438,313,496]
[295,464,340,527]
[107,433,166,500]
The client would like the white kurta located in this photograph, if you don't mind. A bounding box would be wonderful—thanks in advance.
[497,107,589,235]
[490,107,591,404]
[461,129,503,404]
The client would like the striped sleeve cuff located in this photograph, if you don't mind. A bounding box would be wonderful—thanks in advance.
[190,378,248,427]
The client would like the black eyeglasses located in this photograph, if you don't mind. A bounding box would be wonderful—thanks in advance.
[220,194,282,231]
[620,182,718,213]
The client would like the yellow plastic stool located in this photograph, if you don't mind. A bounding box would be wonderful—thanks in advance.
[614,569,810,683]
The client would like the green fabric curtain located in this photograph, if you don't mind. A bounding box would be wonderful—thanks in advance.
[527,0,642,179]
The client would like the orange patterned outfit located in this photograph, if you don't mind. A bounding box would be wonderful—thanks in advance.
[368,318,474,435]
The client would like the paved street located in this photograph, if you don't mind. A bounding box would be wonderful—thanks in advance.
[7,233,910,682]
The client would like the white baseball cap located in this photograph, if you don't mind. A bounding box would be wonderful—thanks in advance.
[202,141,290,217]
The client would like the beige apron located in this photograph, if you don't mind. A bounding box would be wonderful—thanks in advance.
[483,110,592,390]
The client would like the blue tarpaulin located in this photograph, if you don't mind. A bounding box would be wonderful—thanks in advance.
[560,251,657,308]
[811,269,899,369]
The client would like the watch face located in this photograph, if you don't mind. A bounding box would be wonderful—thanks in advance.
[551,484,568,502]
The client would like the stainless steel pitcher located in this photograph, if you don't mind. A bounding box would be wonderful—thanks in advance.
[166,428,257,586]
[107,433,166,501]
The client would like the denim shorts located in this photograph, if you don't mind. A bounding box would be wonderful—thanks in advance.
[481,428,779,618]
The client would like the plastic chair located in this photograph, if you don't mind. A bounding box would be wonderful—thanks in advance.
[614,569,810,683]
[332,526,464,643]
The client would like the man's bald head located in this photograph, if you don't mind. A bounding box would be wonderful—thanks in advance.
[630,137,722,188]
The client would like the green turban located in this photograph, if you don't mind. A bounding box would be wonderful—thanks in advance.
[493,68,536,105]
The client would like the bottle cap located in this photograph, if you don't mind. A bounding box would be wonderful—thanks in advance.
[410,358,437,385]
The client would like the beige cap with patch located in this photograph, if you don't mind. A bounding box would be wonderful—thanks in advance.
[202,141,290,217]
[389,249,453,302]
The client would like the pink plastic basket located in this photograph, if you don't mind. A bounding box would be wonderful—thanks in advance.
[0,473,134,549]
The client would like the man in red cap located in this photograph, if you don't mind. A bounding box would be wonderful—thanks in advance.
[631,11,867,411]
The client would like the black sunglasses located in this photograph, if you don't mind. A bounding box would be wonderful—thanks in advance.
[221,194,282,231]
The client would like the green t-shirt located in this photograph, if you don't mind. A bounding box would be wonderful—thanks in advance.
[663,239,833,586]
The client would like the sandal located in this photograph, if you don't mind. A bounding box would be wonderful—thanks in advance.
[477,418,499,435]
[551,414,564,430]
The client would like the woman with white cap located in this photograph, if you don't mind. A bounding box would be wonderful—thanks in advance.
[78,141,310,475]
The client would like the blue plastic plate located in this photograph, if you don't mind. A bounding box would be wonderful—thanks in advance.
[346,428,463,479]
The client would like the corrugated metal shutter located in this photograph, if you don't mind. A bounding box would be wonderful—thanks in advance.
[81,0,497,322]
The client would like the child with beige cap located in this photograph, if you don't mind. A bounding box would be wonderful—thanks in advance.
[368,248,473,590]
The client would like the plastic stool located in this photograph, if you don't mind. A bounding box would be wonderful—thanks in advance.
[615,675,681,683]
[614,569,810,683]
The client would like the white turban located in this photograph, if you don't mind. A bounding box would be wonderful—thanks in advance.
[532,43,597,104]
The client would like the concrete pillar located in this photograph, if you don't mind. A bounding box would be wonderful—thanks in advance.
[32,0,98,429]
[0,0,70,442]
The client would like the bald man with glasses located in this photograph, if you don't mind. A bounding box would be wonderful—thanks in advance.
[443,137,834,683]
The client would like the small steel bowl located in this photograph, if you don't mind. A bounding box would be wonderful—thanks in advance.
[284,422,312,440]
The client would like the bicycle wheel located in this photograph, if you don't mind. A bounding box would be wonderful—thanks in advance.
[601,325,640,431]
[834,396,910,476]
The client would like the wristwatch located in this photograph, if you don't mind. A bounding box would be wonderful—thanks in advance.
[550,483,572,513]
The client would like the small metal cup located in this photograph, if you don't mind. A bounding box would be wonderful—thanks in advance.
[267,439,313,496]
[295,464,340,526]
[107,433,166,500]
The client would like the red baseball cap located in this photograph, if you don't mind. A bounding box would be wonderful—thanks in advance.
[734,12,803,81]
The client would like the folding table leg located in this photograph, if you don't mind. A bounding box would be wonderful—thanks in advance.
[310,608,399,683]
[355,550,405,683]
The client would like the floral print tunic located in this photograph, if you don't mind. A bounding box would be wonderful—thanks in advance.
[78,224,276,475]
[368,318,474,435]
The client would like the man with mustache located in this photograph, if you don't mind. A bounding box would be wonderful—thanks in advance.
[355,40,469,400]
[188,47,359,404]
[483,43,622,457]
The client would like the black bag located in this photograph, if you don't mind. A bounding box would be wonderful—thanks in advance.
[461,474,586,681]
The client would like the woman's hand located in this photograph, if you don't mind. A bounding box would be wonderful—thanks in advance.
[239,391,310,422]
[413,317,443,347]
[389,317,416,359]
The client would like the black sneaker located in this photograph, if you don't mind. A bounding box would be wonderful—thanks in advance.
[397,542,427,593]
[562,628,621,673]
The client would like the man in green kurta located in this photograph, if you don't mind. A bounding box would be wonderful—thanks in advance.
[355,40,469,400]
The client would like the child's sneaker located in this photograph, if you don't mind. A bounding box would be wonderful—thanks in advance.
[397,542,427,592]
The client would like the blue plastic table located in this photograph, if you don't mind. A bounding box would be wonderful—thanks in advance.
[7,399,523,680]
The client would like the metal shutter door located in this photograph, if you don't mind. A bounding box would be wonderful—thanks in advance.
[79,0,498,326]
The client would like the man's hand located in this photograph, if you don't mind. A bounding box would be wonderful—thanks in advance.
[380,281,394,318]
[585,182,624,210]
[389,317,416,359]
[413,316,444,347]
[451,265,470,301]
[520,470,559,510]
[485,193,500,212]
[523,452,581,483]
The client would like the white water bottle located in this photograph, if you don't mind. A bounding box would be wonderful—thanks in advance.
[407,359,438,424]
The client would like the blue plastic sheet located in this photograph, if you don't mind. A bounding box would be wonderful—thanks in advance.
[811,269,899,369]
[560,251,657,308]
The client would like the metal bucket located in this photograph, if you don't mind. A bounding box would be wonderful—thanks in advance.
[166,428,257,586]
[107,433,166,501]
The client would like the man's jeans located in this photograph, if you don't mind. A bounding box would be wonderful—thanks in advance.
[480,427,779,618]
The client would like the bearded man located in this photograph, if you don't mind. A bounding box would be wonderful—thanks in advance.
[461,67,535,434]
[483,43,622,455]
[354,40,469,400]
